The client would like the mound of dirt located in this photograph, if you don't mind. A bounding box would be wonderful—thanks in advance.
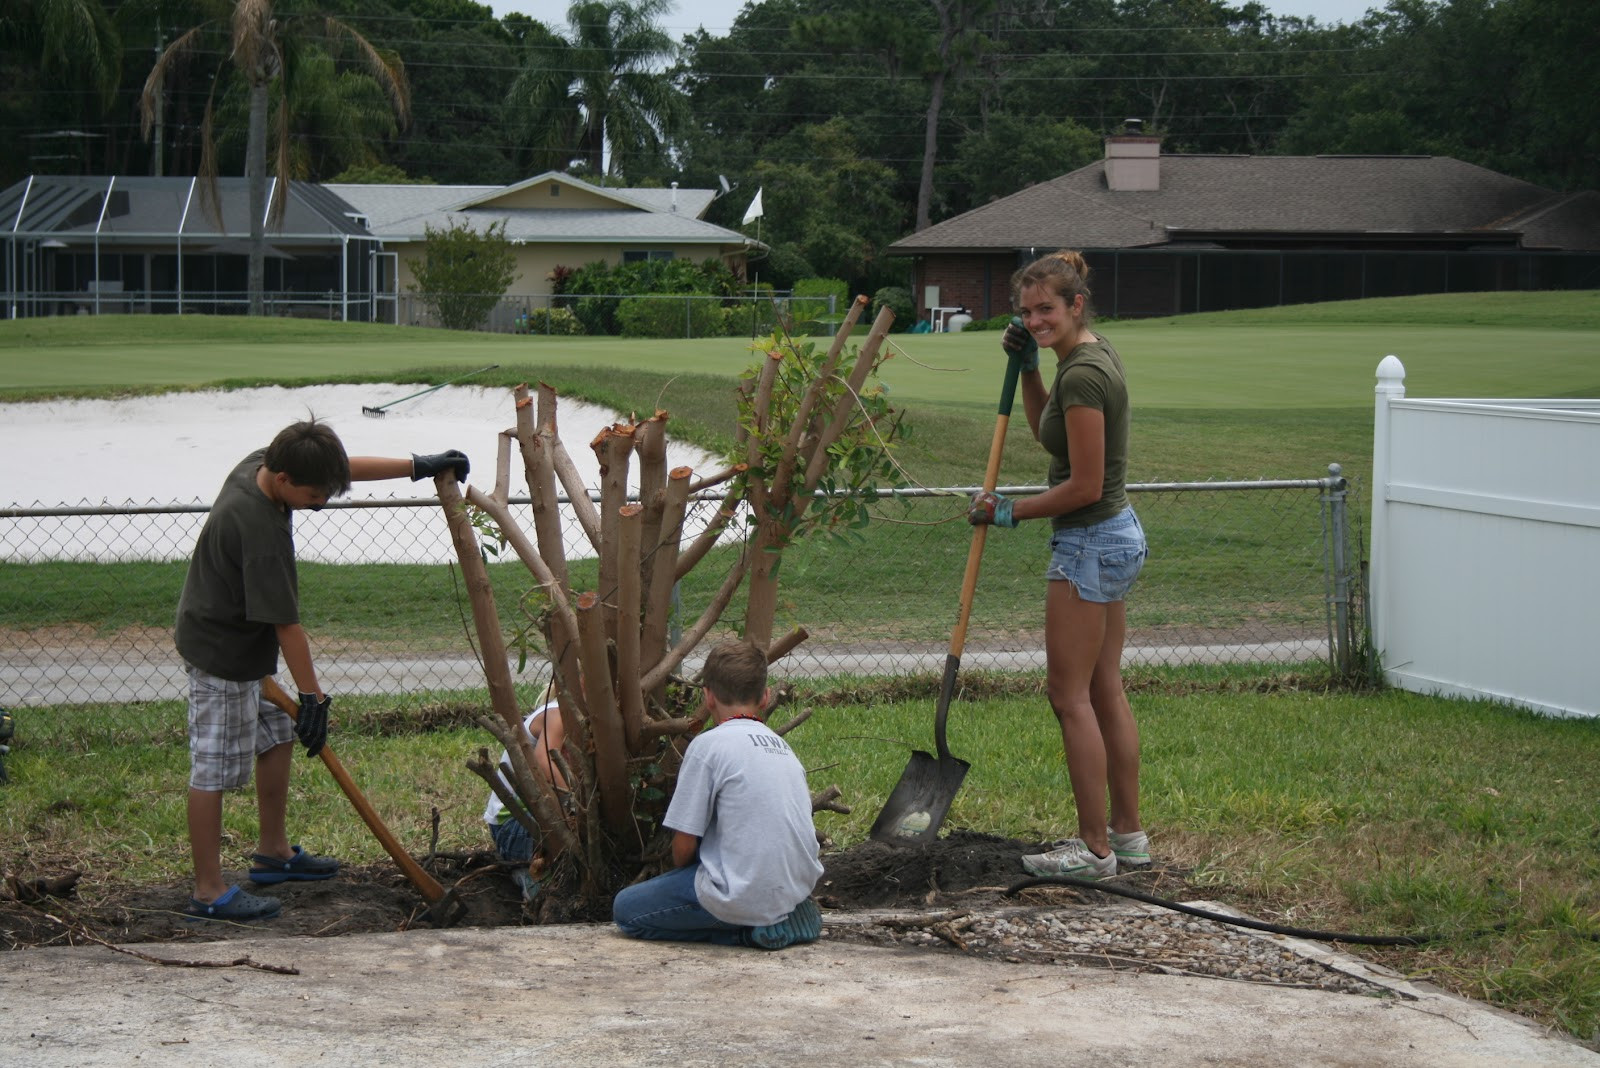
[0,832,1048,949]
[1,833,1392,997]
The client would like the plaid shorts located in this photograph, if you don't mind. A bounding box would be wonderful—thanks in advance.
[186,665,295,791]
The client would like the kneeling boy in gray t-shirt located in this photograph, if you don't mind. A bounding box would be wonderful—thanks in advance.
[612,640,824,949]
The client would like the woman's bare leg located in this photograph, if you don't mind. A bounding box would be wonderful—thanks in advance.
[1045,579,1112,857]
[1089,599,1140,834]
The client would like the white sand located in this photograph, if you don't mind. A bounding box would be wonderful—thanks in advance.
[1,385,718,564]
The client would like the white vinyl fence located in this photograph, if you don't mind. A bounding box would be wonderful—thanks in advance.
[1369,356,1600,719]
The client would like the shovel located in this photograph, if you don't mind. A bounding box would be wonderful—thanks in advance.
[260,677,465,926]
[870,339,1025,845]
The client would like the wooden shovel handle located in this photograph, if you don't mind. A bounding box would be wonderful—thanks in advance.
[948,348,1024,658]
[260,676,448,905]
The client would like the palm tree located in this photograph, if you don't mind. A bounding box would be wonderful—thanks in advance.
[1,0,121,178]
[140,0,409,315]
[2,0,121,106]
[506,0,687,180]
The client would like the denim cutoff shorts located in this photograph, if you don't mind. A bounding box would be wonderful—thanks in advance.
[1046,508,1149,603]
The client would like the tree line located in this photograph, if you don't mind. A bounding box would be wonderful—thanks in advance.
[3,0,1594,298]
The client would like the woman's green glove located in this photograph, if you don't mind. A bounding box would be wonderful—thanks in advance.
[967,490,1017,528]
[1002,316,1039,373]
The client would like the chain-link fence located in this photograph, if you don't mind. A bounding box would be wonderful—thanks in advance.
[1,470,1362,710]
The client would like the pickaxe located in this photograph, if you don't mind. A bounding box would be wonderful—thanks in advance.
[261,676,465,927]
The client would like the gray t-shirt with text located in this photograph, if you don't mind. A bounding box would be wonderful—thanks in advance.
[666,718,824,927]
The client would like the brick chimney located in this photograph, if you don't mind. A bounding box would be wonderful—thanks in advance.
[1104,118,1162,191]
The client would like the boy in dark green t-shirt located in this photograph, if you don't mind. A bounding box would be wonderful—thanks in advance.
[176,418,468,921]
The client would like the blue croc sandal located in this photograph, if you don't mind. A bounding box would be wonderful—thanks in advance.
[183,884,282,922]
[248,845,340,884]
[745,898,823,950]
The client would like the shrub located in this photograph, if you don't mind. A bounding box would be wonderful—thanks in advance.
[564,258,730,335]
[752,244,815,290]
[728,284,783,337]
[617,295,731,338]
[405,218,518,331]
[791,277,849,324]
[872,286,914,331]
[524,306,584,335]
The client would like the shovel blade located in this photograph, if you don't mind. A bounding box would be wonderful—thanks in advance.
[868,749,971,845]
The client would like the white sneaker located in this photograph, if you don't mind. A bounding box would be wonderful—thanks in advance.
[1021,838,1116,879]
[1108,827,1152,870]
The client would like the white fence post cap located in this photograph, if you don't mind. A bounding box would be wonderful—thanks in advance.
[1376,355,1406,395]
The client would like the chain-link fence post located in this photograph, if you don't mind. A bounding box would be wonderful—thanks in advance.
[1320,463,1352,677]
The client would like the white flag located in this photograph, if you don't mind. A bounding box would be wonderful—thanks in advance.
[742,186,764,225]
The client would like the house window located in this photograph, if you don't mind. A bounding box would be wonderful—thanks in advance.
[550,185,559,197]
[622,250,674,263]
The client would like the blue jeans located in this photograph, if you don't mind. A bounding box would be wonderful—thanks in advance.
[612,863,747,946]
[490,816,535,863]
[1046,508,1149,603]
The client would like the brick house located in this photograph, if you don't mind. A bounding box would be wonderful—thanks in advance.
[887,122,1600,322]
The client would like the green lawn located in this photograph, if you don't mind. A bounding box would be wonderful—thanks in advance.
[6,291,1596,489]
[5,291,1599,410]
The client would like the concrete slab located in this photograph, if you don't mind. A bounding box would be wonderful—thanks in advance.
[3,920,1594,1067]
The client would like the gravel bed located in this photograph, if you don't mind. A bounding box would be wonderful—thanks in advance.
[824,902,1394,997]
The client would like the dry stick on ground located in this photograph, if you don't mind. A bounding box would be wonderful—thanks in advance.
[772,705,813,736]
[36,909,299,974]
[811,784,850,815]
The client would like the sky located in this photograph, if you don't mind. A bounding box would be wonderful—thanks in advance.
[488,0,1388,37]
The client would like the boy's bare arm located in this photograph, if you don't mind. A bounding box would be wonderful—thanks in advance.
[347,456,412,481]
[348,451,471,483]
[275,622,321,697]
[671,830,699,868]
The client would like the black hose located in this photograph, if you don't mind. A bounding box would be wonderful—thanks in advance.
[1005,875,1442,947]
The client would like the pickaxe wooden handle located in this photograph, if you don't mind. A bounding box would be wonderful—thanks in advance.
[260,676,462,925]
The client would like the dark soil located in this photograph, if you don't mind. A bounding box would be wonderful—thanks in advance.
[0,830,1097,950]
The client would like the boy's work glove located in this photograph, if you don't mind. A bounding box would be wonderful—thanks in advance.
[295,692,331,758]
[412,450,471,482]
[1003,316,1039,374]
[967,490,1017,528]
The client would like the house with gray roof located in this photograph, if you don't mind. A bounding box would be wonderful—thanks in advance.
[2,172,757,323]
[889,123,1600,321]
[0,174,377,319]
[326,171,759,320]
